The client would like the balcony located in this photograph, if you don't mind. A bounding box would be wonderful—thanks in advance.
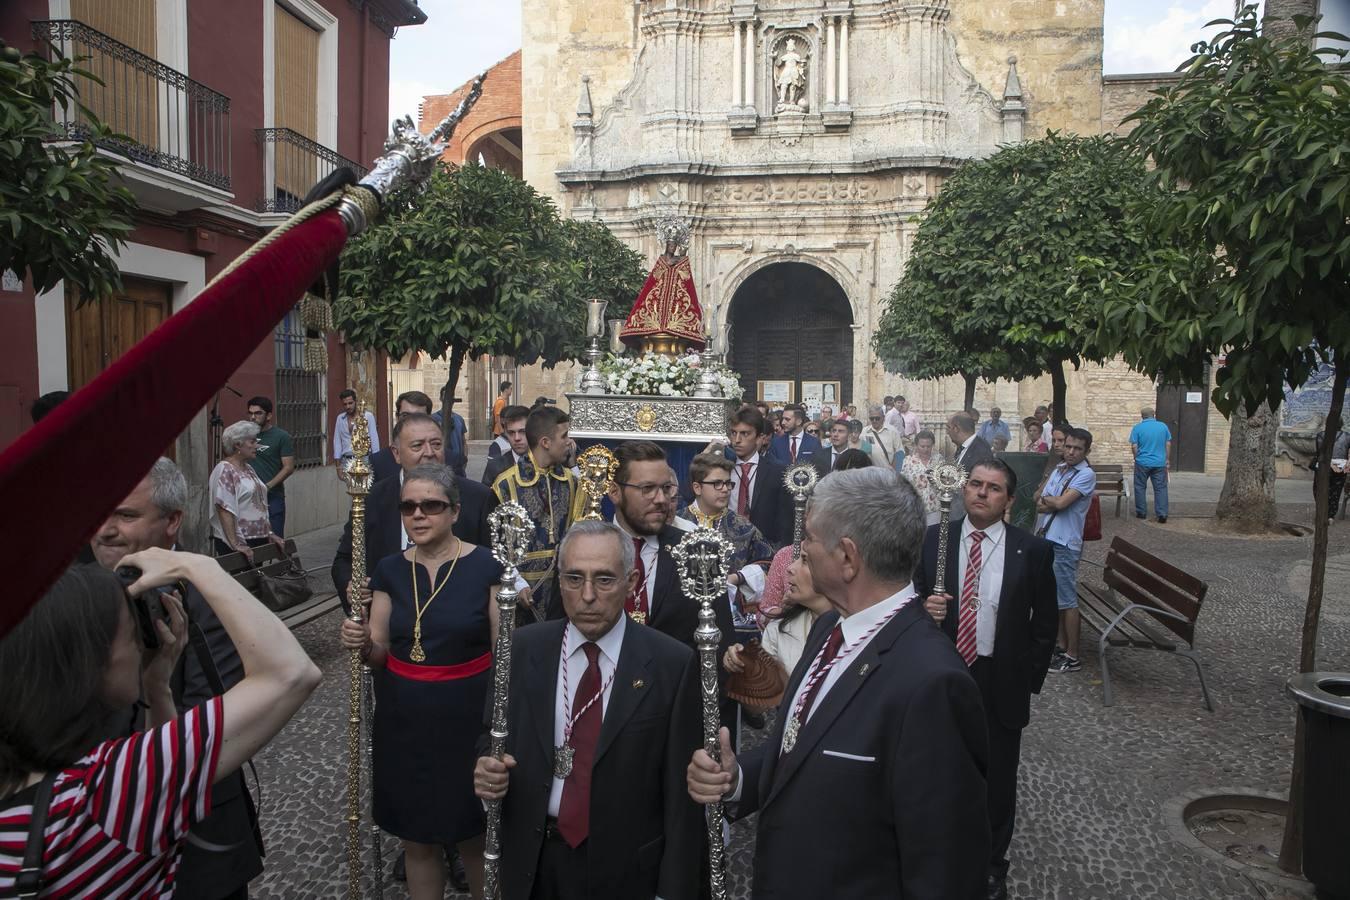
[256,128,368,214]
[31,20,231,195]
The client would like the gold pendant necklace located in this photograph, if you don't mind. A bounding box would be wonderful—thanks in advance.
[409,539,461,663]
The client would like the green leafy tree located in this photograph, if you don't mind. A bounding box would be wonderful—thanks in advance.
[336,163,644,428]
[873,132,1157,416]
[1094,6,1348,872]
[0,39,136,299]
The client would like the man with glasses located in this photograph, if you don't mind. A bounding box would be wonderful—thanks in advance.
[682,453,773,638]
[371,390,434,483]
[245,396,295,536]
[863,404,903,471]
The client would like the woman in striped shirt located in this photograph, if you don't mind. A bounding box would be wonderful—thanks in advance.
[0,551,322,898]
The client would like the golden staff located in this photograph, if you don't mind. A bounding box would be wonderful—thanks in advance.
[576,445,618,521]
[343,403,374,899]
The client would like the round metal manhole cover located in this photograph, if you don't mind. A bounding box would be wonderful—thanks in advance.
[1187,806,1286,873]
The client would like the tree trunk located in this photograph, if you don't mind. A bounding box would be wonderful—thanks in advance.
[1278,361,1348,874]
[963,373,977,411]
[440,340,469,464]
[1049,361,1067,426]
[1262,0,1317,44]
[1215,400,1280,533]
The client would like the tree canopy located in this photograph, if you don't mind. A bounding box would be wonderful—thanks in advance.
[873,132,1158,414]
[0,39,136,299]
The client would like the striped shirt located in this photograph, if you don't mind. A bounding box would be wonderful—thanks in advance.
[0,697,222,898]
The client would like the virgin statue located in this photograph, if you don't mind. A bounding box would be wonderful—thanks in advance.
[620,218,706,356]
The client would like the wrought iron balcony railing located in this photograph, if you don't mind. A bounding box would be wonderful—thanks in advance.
[256,128,368,214]
[31,19,232,192]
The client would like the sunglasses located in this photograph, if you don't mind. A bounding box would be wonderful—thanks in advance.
[398,499,453,516]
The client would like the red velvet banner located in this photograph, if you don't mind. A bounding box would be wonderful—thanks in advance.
[0,210,350,639]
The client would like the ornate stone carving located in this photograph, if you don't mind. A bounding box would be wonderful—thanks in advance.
[773,36,809,113]
[566,394,738,442]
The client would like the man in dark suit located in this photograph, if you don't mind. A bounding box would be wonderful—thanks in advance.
[727,406,792,547]
[475,520,704,900]
[948,411,994,471]
[480,404,531,487]
[912,459,1058,900]
[371,389,437,483]
[331,412,497,606]
[768,403,821,465]
[688,467,990,900]
[811,419,852,477]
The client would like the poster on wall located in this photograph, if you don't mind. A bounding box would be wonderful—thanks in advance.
[757,380,793,405]
[801,381,841,418]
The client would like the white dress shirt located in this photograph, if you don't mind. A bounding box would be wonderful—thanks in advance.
[548,616,626,816]
[730,451,761,512]
[958,518,1006,658]
[614,518,661,615]
[333,410,381,460]
[866,425,902,468]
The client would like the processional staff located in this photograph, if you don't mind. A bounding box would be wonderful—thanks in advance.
[783,463,819,559]
[576,445,618,522]
[671,528,737,900]
[931,463,970,600]
[342,403,377,899]
[483,502,535,900]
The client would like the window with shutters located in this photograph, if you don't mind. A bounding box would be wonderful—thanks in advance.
[274,310,326,468]
[273,4,320,201]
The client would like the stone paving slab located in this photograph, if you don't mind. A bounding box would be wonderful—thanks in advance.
[251,478,1348,899]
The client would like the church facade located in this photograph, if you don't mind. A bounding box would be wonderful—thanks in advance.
[518,0,1230,474]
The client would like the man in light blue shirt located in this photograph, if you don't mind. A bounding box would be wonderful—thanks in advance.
[977,406,1012,447]
[1129,407,1172,523]
[1035,428,1095,674]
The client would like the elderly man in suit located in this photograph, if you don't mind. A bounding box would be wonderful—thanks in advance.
[474,520,704,900]
[726,406,792,547]
[331,412,497,607]
[913,459,1059,900]
[688,468,990,899]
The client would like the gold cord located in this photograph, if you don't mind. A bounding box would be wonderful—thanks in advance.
[408,539,462,663]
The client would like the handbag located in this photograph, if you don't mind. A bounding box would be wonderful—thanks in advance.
[256,549,313,612]
[1082,494,1103,542]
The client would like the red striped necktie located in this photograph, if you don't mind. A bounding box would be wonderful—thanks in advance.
[956,530,986,666]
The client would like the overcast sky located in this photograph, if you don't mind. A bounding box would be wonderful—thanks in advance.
[387,0,1347,125]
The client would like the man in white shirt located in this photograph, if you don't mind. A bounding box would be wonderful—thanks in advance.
[332,388,380,476]
[687,468,990,899]
[913,460,1058,900]
[812,419,852,476]
[474,521,703,900]
[863,404,904,470]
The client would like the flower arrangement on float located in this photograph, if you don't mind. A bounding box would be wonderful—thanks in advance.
[599,352,743,399]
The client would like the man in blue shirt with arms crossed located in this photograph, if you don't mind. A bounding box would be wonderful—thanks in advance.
[1036,428,1095,674]
[1129,407,1172,523]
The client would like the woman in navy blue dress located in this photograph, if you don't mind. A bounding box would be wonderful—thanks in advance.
[341,464,503,899]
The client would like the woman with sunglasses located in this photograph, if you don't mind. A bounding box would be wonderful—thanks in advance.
[340,464,503,899]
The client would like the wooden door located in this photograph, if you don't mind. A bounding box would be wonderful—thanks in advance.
[1156,382,1210,472]
[66,276,172,390]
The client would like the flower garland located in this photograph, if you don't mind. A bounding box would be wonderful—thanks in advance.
[598,352,744,399]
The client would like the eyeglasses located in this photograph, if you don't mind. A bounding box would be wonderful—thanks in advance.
[560,573,623,591]
[697,479,733,490]
[617,481,680,500]
[398,499,453,516]
[805,427,821,436]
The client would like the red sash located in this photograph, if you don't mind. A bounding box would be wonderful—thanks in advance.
[386,650,491,682]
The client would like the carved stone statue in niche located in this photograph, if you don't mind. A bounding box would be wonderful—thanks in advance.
[774,37,809,113]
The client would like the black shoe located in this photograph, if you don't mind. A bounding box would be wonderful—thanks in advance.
[987,872,1009,900]
[393,850,406,882]
[1135,512,1146,519]
[1157,516,1167,524]
[446,845,469,892]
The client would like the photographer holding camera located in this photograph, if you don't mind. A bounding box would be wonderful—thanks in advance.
[85,457,271,899]
[0,460,320,897]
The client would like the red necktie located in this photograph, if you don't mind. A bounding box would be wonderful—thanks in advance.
[737,462,752,516]
[796,624,844,721]
[557,642,602,847]
[790,435,798,463]
[625,537,649,622]
[956,531,986,666]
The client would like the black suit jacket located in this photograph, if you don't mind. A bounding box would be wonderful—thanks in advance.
[331,472,499,601]
[736,602,990,900]
[954,435,995,472]
[744,456,793,549]
[810,447,847,479]
[489,618,704,900]
[369,447,399,484]
[481,452,525,488]
[911,519,1059,730]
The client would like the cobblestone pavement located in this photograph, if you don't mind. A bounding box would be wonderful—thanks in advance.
[250,488,1350,899]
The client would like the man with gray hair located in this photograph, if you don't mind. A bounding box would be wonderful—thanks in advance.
[863,404,903,470]
[688,468,990,899]
[475,519,703,900]
[89,457,265,899]
[1129,406,1172,523]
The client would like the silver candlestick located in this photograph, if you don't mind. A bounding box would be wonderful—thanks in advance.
[694,304,722,399]
[578,298,609,394]
[671,527,736,900]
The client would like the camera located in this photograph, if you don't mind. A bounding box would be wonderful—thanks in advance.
[115,565,183,651]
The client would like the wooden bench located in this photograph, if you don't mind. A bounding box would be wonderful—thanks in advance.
[1094,463,1127,518]
[1077,536,1213,710]
[215,540,342,630]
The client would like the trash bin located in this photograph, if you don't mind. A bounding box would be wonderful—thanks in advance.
[1286,672,1350,898]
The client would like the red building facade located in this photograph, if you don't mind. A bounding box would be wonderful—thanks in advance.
[0,0,424,536]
